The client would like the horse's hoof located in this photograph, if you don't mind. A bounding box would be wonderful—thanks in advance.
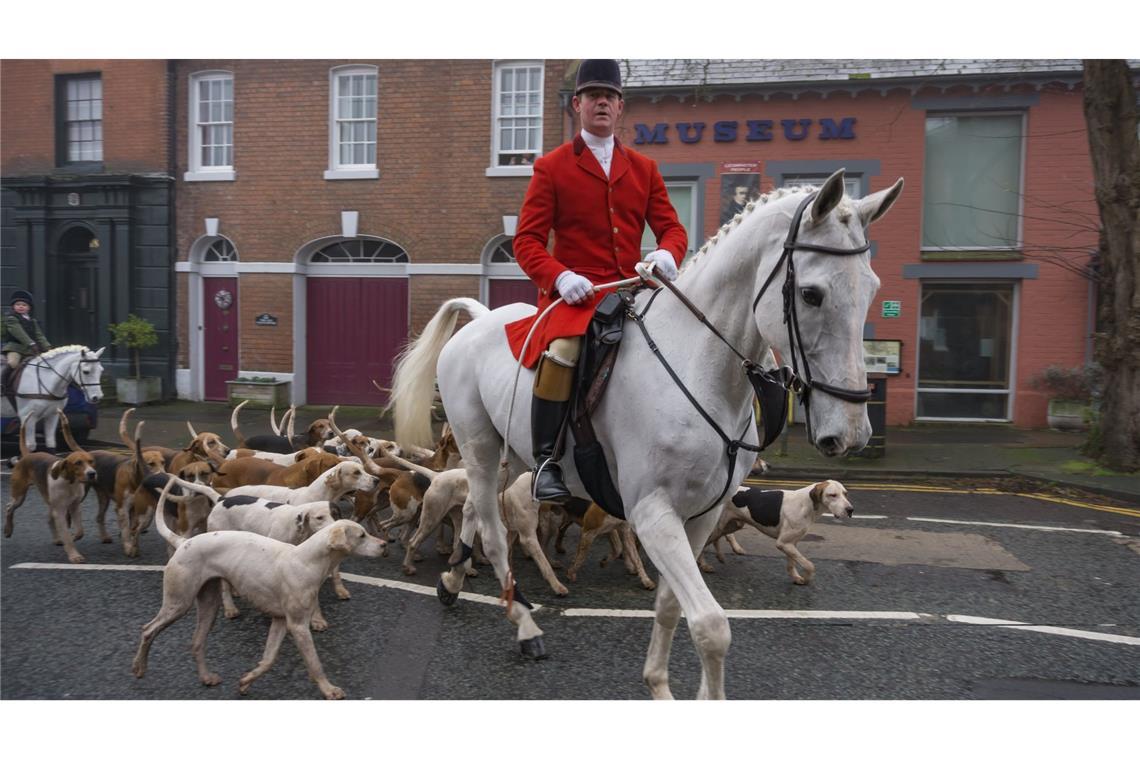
[436,578,458,606]
[520,635,547,660]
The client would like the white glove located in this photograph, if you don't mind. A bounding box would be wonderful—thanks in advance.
[555,270,594,305]
[645,249,679,282]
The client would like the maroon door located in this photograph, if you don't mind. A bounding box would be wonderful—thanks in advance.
[307,277,408,405]
[203,278,239,401]
[489,278,538,310]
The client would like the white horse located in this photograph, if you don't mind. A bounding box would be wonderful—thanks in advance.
[388,170,903,699]
[3,345,106,452]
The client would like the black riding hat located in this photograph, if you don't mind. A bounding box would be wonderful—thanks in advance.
[10,289,33,310]
[575,59,622,97]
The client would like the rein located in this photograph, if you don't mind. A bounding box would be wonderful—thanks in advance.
[636,190,874,518]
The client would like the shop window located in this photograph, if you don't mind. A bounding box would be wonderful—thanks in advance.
[922,113,1024,251]
[916,282,1015,421]
[187,72,234,181]
[325,66,378,180]
[56,74,102,167]
[641,181,698,262]
[488,61,543,176]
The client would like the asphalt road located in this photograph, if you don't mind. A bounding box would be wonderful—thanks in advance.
[2,474,1138,701]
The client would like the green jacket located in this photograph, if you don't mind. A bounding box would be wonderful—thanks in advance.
[1,312,52,356]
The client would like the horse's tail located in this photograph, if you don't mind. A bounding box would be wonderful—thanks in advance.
[386,297,489,450]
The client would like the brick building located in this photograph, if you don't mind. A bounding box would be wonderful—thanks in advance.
[171,59,572,404]
[5,59,1133,427]
[614,59,1121,427]
[1,59,176,385]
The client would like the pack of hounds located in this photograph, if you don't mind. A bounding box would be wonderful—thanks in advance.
[4,401,854,699]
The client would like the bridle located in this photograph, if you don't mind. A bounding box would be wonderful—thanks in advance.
[18,351,102,401]
[751,191,873,430]
[635,190,873,517]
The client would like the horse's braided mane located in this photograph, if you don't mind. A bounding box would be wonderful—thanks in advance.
[39,344,91,359]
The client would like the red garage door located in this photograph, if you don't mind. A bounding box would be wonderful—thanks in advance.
[306,278,408,405]
[489,279,537,310]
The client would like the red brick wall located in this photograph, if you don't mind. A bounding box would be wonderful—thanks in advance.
[620,84,1096,427]
[174,59,569,371]
[1,59,169,174]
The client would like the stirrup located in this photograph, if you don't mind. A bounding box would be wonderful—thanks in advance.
[532,459,571,504]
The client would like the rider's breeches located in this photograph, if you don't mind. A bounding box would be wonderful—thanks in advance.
[533,337,581,402]
[6,352,20,369]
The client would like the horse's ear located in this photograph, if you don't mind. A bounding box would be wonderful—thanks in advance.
[810,169,847,223]
[857,177,905,226]
[91,347,106,358]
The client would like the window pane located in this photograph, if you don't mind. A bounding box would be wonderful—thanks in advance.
[916,282,1013,420]
[642,184,694,253]
[923,114,1022,248]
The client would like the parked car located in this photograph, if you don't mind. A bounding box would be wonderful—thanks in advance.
[1,386,98,455]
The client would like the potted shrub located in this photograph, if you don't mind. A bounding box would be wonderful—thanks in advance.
[226,375,292,408]
[108,313,161,405]
[1030,364,1101,431]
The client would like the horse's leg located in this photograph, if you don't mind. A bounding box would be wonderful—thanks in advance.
[634,497,729,700]
[42,405,61,452]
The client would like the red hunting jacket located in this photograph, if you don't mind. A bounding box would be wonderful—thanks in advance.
[504,134,687,368]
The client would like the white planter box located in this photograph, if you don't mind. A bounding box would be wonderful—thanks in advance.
[116,377,162,406]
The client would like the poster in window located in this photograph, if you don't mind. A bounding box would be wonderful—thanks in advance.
[719,173,760,226]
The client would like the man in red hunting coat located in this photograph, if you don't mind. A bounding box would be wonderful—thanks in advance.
[504,59,687,502]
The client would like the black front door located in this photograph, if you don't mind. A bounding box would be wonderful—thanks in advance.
[59,256,99,349]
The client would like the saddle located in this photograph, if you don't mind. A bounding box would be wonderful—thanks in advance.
[1,359,29,407]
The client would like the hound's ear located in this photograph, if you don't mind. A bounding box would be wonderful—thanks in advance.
[50,459,67,480]
[326,523,351,553]
[809,482,826,506]
[810,169,846,223]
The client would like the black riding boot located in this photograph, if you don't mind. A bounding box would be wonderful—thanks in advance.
[0,364,14,410]
[531,396,572,503]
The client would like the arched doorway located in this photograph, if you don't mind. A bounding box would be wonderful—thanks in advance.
[55,225,99,349]
[304,237,409,405]
[482,235,536,308]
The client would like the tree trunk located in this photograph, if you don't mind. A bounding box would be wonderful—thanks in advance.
[1082,60,1140,471]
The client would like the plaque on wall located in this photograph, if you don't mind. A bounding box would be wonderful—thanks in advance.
[254,313,278,326]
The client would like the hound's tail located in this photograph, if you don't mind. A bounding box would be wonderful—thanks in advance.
[154,474,224,549]
[155,476,186,550]
[230,399,249,447]
[385,297,489,450]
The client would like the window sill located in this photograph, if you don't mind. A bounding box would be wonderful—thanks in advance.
[184,170,235,182]
[485,166,535,178]
[920,249,1022,261]
[324,168,379,180]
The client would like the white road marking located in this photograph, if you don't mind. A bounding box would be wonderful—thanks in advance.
[13,562,164,572]
[948,615,1140,646]
[338,571,533,609]
[564,608,923,620]
[908,517,1123,536]
[11,563,1137,647]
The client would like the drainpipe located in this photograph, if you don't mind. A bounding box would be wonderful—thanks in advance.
[166,59,178,399]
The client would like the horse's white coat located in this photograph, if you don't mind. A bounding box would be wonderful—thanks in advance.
[388,170,903,698]
[5,345,106,451]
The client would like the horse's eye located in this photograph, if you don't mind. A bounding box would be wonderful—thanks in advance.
[800,288,824,307]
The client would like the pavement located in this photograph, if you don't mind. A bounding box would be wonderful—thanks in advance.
[75,399,1140,504]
